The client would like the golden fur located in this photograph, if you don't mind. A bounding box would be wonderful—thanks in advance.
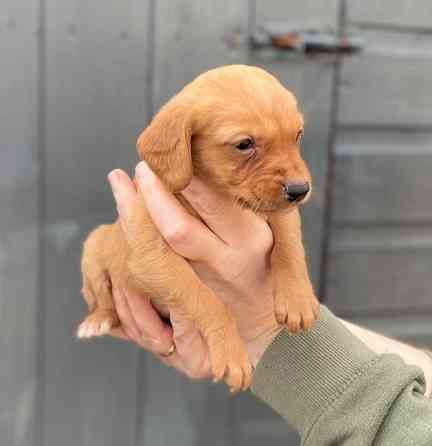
[78,65,319,392]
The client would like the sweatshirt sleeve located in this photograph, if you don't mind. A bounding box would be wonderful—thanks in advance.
[251,306,432,446]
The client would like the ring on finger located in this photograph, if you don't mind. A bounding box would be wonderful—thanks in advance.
[159,343,176,357]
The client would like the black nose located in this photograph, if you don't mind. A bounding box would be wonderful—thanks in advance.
[282,182,310,202]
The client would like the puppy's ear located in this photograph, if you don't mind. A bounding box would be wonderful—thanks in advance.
[136,99,194,192]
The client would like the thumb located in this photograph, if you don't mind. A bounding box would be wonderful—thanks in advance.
[182,177,265,248]
[107,169,138,239]
[135,161,225,262]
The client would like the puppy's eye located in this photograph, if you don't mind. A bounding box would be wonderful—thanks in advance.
[296,130,303,144]
[236,138,255,151]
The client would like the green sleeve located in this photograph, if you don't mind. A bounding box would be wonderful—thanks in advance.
[251,306,432,445]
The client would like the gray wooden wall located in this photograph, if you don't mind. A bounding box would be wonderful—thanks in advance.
[1,1,431,445]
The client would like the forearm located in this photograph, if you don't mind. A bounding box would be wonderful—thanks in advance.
[251,306,432,445]
[340,318,432,397]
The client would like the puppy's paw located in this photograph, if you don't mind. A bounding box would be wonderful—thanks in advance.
[77,309,120,339]
[274,290,319,333]
[203,317,252,393]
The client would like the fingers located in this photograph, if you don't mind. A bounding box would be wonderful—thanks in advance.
[109,162,270,263]
[123,287,173,347]
[134,161,226,262]
[110,326,130,341]
[107,169,137,237]
[111,286,212,380]
[169,311,212,380]
[182,177,270,249]
[112,285,174,355]
[108,171,175,355]
[108,166,213,380]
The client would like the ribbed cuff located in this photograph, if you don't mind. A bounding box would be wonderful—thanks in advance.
[251,305,377,436]
[424,349,432,361]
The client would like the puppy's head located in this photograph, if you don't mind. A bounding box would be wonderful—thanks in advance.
[137,65,311,213]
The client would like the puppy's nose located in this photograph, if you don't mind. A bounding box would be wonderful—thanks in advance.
[282,182,310,202]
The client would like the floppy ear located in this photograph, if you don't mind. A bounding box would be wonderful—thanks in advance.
[136,99,194,192]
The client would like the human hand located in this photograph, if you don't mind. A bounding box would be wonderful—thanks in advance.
[107,161,282,380]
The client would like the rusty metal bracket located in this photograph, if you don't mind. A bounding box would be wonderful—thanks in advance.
[251,23,363,55]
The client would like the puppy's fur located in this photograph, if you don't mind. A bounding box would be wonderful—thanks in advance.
[78,65,319,392]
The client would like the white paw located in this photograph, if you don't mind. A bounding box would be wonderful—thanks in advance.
[77,312,116,339]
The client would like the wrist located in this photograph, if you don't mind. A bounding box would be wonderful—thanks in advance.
[251,306,377,436]
[244,320,283,368]
[424,350,432,398]
[340,319,432,397]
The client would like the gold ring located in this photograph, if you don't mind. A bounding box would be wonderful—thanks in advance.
[160,343,176,357]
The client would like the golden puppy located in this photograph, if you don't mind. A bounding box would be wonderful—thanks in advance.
[77,65,319,392]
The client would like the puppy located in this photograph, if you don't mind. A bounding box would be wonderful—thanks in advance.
[77,65,320,392]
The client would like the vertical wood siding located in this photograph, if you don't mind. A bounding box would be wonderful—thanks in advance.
[326,0,432,321]
[41,1,150,445]
[1,1,431,445]
[0,1,39,445]
[138,2,249,446]
[326,0,432,343]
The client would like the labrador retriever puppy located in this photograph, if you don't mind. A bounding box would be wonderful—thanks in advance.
[77,65,320,392]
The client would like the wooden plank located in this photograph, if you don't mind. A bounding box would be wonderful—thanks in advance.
[42,1,150,445]
[326,242,432,315]
[332,132,432,224]
[44,0,150,220]
[335,128,432,155]
[243,2,340,445]
[0,1,39,445]
[331,226,432,253]
[137,2,250,445]
[140,360,232,446]
[43,218,139,446]
[347,314,432,349]
[347,0,432,30]
[338,47,432,127]
[256,0,339,28]
[152,0,249,110]
[330,3,432,321]
[233,393,299,445]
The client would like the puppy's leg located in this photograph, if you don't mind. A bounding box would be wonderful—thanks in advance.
[268,209,320,333]
[77,224,121,338]
[127,197,252,392]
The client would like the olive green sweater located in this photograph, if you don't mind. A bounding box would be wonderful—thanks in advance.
[251,306,432,445]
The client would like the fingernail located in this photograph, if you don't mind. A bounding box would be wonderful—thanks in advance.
[159,343,176,357]
[135,161,152,179]
[108,170,121,191]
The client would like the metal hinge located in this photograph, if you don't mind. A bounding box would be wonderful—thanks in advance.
[251,22,363,55]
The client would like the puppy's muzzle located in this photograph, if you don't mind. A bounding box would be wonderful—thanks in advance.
[282,182,310,202]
